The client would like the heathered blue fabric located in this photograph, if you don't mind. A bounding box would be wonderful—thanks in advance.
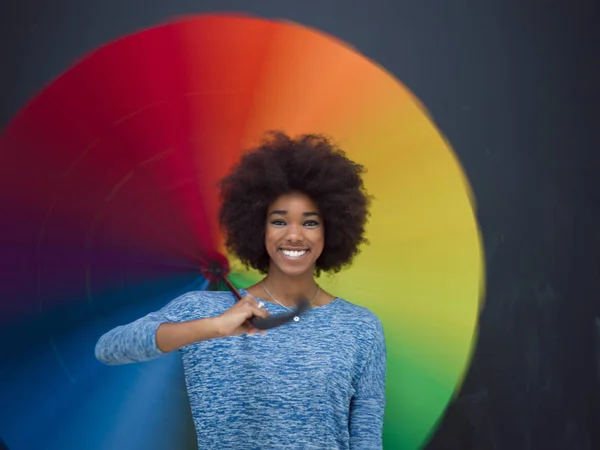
[95,290,386,449]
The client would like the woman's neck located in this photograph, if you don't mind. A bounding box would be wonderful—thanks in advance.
[262,270,318,307]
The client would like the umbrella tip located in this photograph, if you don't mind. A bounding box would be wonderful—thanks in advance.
[199,253,230,282]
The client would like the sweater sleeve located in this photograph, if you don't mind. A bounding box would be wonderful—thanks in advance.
[348,319,387,449]
[94,292,199,366]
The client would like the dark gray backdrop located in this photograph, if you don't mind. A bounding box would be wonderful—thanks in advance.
[1,1,598,448]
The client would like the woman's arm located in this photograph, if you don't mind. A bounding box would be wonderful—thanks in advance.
[94,291,269,365]
[155,317,221,353]
[348,319,387,449]
[94,293,203,365]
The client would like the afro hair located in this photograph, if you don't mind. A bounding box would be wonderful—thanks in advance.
[218,131,372,276]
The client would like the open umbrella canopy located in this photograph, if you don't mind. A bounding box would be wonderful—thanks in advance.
[0,14,484,450]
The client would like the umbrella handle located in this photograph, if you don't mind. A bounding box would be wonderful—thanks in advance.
[220,275,309,330]
[222,276,243,300]
[249,298,310,330]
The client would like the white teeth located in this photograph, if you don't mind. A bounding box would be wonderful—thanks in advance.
[281,249,308,258]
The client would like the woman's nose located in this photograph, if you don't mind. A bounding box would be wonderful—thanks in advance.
[285,224,303,243]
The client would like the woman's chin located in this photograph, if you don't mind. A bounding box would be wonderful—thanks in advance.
[280,267,312,278]
[270,260,315,278]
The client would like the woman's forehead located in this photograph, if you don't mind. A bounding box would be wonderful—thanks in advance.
[268,192,319,212]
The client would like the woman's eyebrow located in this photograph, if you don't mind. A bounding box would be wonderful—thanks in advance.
[268,210,320,216]
[268,210,287,216]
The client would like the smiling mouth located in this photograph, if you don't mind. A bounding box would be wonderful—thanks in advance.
[279,249,309,258]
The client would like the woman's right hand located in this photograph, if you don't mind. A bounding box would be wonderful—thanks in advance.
[214,293,270,337]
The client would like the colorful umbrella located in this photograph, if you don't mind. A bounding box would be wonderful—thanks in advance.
[0,13,484,450]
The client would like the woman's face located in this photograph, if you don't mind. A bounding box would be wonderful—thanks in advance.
[265,192,324,278]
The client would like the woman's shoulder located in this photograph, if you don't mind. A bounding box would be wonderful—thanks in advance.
[161,290,236,320]
[333,298,381,319]
[331,298,384,334]
[326,299,386,359]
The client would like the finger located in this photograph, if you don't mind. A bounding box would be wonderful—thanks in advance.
[247,326,266,336]
[239,321,252,334]
[241,293,257,304]
[243,295,268,312]
[249,305,270,318]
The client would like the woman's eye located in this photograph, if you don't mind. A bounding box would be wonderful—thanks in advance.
[271,220,286,226]
[304,221,319,227]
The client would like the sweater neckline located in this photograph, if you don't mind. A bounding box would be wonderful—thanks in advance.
[238,288,341,311]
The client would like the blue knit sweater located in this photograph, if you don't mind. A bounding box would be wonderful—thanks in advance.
[95,290,386,449]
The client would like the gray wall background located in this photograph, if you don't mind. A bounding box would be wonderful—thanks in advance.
[1,1,598,448]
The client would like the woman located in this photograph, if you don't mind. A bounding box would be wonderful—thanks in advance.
[95,131,387,449]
